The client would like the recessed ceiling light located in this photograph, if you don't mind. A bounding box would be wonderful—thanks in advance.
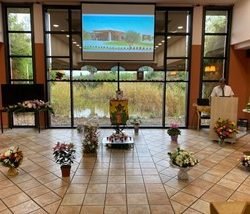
[158,43,162,45]
[177,26,183,30]
[73,41,77,44]
[161,40,165,43]
[167,36,171,39]
[66,35,69,38]
[155,45,159,48]
[53,24,59,28]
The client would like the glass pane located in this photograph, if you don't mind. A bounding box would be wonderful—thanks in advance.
[45,9,69,32]
[120,70,137,81]
[47,57,70,70]
[202,58,224,80]
[73,66,118,81]
[13,112,35,126]
[166,59,189,81]
[73,82,116,126]
[11,80,34,84]
[7,8,31,31]
[168,11,190,33]
[202,82,218,98]
[10,57,33,79]
[165,82,187,127]
[49,69,70,81]
[71,9,81,32]
[9,33,32,56]
[167,36,189,57]
[46,34,70,56]
[154,35,165,70]
[120,82,163,126]
[49,82,71,127]
[205,10,228,33]
[204,35,226,57]
[155,11,165,33]
[72,34,82,69]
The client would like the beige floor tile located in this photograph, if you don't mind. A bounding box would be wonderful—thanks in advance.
[126,169,142,176]
[191,199,210,214]
[170,200,188,214]
[105,194,126,205]
[43,200,61,214]
[17,179,41,191]
[150,205,174,214]
[145,184,165,193]
[61,193,85,205]
[83,193,106,205]
[108,176,125,183]
[126,183,146,193]
[127,204,151,214]
[0,186,22,199]
[10,200,40,214]
[147,192,170,205]
[81,206,104,214]
[57,205,81,214]
[87,184,107,193]
[89,176,108,184]
[199,173,221,183]
[182,208,202,214]
[164,185,179,197]
[126,175,144,184]
[0,209,12,214]
[182,184,207,197]
[143,175,162,183]
[29,208,48,214]
[201,191,228,203]
[107,183,126,193]
[2,192,30,208]
[209,184,234,198]
[229,191,250,201]
[109,169,125,176]
[72,175,91,184]
[171,191,198,207]
[25,185,51,198]
[127,193,148,205]
[36,173,58,184]
[0,200,8,212]
[34,191,61,207]
[217,178,241,190]
[67,184,88,194]
[104,205,126,214]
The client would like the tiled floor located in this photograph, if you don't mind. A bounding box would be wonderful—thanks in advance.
[0,128,249,214]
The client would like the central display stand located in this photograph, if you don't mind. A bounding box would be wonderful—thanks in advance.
[102,136,134,149]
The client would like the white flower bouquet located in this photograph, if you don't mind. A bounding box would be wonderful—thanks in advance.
[168,147,199,168]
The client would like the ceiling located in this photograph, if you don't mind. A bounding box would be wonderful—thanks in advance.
[1,0,239,5]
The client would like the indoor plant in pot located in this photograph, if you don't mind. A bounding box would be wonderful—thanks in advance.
[53,142,76,177]
[167,124,181,142]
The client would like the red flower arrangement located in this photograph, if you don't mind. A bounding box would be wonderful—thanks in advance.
[214,118,238,144]
[0,146,23,168]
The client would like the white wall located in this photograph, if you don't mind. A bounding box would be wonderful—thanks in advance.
[231,0,250,49]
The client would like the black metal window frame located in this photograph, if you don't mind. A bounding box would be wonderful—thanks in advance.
[44,5,193,128]
[199,6,233,98]
[2,3,36,84]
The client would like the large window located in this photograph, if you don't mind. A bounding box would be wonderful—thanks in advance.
[44,6,192,128]
[200,7,232,98]
[3,5,35,126]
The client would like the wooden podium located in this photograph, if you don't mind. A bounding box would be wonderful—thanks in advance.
[209,97,238,142]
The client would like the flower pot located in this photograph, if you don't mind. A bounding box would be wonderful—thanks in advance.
[171,135,178,142]
[61,165,71,177]
[177,167,190,180]
[7,167,19,176]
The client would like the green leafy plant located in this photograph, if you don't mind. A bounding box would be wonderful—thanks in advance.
[167,124,181,136]
[53,142,76,166]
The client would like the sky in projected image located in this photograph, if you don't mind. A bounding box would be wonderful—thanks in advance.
[82,14,154,53]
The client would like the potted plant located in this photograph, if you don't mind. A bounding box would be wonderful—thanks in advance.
[167,124,181,142]
[168,147,199,180]
[53,142,76,177]
[0,146,23,176]
[82,123,99,154]
[130,117,141,135]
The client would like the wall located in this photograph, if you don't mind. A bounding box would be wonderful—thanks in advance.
[229,47,250,123]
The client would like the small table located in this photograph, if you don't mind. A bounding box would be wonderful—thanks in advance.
[102,137,134,149]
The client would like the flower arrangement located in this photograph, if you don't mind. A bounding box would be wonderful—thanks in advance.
[240,155,250,168]
[6,100,54,114]
[82,124,99,153]
[129,117,142,126]
[168,148,199,168]
[0,146,23,168]
[167,124,181,136]
[214,118,238,143]
[53,142,76,166]
[107,132,132,143]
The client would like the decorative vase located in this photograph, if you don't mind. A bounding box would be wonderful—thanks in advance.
[177,167,190,180]
[134,124,139,135]
[7,167,19,176]
[218,138,224,145]
[171,135,178,142]
[61,165,71,177]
